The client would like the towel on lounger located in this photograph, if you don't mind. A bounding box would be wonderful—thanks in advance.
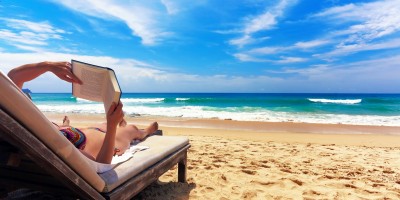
[88,145,149,173]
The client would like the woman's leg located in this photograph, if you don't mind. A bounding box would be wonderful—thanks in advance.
[87,122,158,155]
[113,122,158,155]
[115,122,158,140]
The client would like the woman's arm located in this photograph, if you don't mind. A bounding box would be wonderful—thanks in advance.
[79,149,96,161]
[96,101,124,164]
[8,61,82,89]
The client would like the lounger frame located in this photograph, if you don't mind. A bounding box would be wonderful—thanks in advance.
[0,108,190,199]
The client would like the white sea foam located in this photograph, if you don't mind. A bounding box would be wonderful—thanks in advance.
[122,106,400,127]
[176,98,190,101]
[38,104,105,114]
[37,104,400,127]
[76,98,95,103]
[308,98,362,104]
[121,98,164,103]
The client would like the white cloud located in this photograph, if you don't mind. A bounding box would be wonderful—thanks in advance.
[229,0,297,47]
[0,51,285,92]
[0,30,47,46]
[0,18,66,51]
[3,18,65,34]
[230,35,270,48]
[233,53,268,62]
[161,0,206,15]
[271,55,400,92]
[64,21,85,33]
[244,0,296,34]
[276,56,307,64]
[229,35,256,47]
[315,0,400,44]
[314,4,356,18]
[243,12,277,35]
[294,39,330,49]
[287,54,400,91]
[1,51,399,93]
[318,37,400,58]
[13,45,46,52]
[233,39,328,62]
[268,64,330,76]
[213,29,241,34]
[233,0,400,63]
[52,0,170,45]
[234,51,307,64]
[0,51,169,91]
[284,55,400,79]
[0,51,278,92]
[160,0,180,15]
[250,46,285,54]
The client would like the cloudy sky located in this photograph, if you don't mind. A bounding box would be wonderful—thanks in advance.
[0,0,399,93]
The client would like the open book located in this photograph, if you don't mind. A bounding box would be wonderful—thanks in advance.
[71,60,121,113]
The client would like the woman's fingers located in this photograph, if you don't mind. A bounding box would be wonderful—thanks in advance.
[108,102,123,117]
[62,64,82,84]
[117,101,123,111]
[107,102,117,115]
[51,62,82,84]
[115,102,124,118]
[65,71,83,84]
[57,74,73,83]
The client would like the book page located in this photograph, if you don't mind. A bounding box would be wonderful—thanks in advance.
[103,70,121,112]
[72,62,106,102]
[104,76,116,112]
[81,68,106,99]
[72,60,121,113]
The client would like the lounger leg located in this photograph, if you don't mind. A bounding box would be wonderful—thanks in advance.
[178,152,187,183]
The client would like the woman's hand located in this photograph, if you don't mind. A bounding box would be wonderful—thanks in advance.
[46,62,82,84]
[107,101,124,128]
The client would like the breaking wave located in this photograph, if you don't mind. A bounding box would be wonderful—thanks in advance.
[308,98,362,104]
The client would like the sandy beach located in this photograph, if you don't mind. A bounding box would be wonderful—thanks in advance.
[45,113,400,200]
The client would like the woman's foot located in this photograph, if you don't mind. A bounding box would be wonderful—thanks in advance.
[62,116,70,126]
[144,122,158,135]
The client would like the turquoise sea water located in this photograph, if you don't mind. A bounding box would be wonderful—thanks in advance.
[32,93,400,126]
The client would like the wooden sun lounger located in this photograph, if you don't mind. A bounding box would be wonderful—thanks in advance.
[0,71,190,199]
[0,108,190,199]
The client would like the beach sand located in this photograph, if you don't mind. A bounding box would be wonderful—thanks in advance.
[46,113,400,200]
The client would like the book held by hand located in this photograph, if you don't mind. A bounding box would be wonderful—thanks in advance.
[71,60,121,113]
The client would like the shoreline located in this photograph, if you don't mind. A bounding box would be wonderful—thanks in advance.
[44,112,400,147]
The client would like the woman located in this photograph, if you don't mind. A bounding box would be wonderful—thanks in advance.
[7,61,158,164]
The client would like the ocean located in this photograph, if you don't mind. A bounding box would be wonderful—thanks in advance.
[32,93,400,126]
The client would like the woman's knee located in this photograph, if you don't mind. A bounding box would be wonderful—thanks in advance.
[128,124,139,131]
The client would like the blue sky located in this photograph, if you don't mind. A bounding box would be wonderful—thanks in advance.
[0,0,400,93]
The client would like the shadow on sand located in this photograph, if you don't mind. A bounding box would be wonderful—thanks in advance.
[1,180,196,200]
[133,180,196,200]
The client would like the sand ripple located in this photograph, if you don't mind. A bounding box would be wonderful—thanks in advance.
[134,135,400,199]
